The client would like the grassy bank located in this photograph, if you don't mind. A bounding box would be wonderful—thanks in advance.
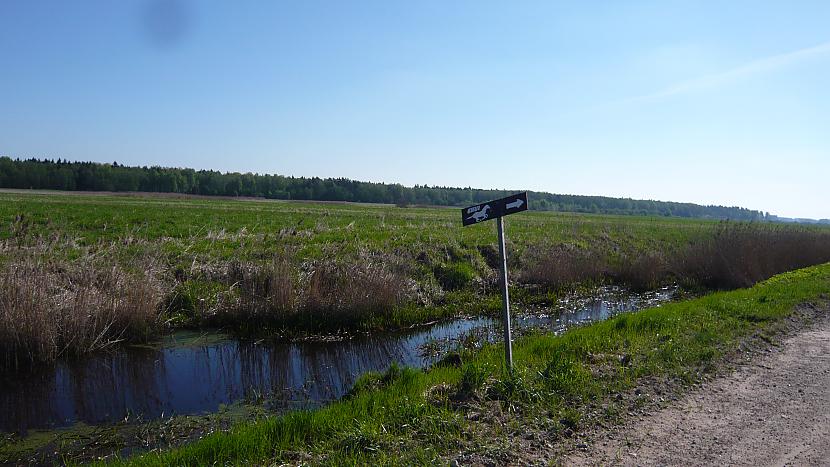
[3,191,830,368]
[101,263,830,465]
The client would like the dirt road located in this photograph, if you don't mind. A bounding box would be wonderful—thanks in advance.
[566,316,830,466]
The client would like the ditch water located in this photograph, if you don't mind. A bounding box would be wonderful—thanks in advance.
[0,287,676,434]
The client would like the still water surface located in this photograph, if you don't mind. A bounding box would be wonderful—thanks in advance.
[0,287,675,433]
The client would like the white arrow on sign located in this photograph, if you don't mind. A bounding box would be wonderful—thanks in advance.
[506,199,524,210]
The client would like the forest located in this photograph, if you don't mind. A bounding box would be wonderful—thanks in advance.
[0,157,767,220]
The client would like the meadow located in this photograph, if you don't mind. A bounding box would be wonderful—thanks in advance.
[2,190,830,369]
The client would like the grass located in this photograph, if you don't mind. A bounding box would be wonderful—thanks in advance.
[521,222,830,291]
[99,262,830,465]
[0,402,271,466]
[0,191,709,259]
[0,253,165,368]
[3,190,830,368]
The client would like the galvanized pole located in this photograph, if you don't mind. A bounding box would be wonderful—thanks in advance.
[496,216,513,370]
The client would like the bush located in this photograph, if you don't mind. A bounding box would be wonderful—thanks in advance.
[165,279,226,322]
[457,362,490,397]
[541,353,590,400]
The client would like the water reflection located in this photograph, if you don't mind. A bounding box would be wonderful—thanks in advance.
[0,287,674,433]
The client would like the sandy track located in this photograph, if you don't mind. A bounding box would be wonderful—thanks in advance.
[566,317,830,466]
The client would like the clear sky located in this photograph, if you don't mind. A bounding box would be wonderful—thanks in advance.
[1,1,828,218]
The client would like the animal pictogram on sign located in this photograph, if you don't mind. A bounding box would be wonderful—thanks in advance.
[466,205,491,223]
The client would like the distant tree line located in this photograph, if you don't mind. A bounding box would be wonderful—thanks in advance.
[0,157,767,220]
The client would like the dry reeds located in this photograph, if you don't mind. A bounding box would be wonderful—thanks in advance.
[228,256,296,319]
[0,255,164,369]
[194,253,411,328]
[611,251,670,291]
[519,244,608,289]
[304,261,409,319]
[520,223,830,292]
[5,221,827,368]
[675,223,830,289]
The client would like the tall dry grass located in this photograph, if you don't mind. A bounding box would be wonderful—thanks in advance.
[228,256,296,319]
[0,255,165,369]
[4,221,827,367]
[182,253,412,329]
[611,251,670,291]
[520,223,830,292]
[675,224,830,289]
[303,261,409,320]
[519,244,609,289]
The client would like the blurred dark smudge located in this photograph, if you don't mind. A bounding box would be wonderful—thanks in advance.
[141,0,189,48]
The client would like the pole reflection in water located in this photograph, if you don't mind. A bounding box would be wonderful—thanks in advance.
[0,287,675,433]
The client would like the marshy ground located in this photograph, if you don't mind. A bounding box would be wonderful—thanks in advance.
[4,190,830,368]
[3,263,825,465]
[2,190,830,464]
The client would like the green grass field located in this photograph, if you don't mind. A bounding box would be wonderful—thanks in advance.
[1,190,714,261]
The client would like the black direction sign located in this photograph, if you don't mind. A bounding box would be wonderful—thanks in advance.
[461,192,528,226]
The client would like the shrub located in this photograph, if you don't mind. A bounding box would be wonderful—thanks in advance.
[165,279,227,323]
[541,353,590,400]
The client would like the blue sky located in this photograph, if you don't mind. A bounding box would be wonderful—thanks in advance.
[1,1,829,218]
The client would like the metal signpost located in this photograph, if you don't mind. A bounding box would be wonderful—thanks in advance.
[461,192,528,370]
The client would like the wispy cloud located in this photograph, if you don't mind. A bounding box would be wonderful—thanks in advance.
[623,41,830,104]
